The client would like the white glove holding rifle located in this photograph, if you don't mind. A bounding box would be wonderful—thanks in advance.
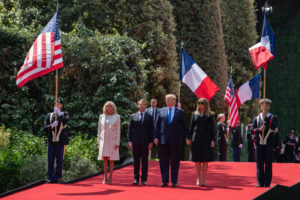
[51,121,59,129]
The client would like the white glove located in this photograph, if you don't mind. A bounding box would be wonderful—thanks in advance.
[54,106,62,116]
[239,144,243,148]
[51,121,59,128]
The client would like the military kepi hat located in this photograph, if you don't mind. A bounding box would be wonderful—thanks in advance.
[260,98,271,105]
[56,97,64,104]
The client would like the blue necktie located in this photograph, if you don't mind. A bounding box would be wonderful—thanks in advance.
[168,108,172,125]
[140,112,144,124]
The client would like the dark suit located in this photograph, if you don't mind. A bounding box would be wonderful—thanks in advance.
[146,107,159,125]
[154,107,188,185]
[231,125,243,162]
[217,122,227,161]
[128,112,153,182]
[251,113,278,187]
[247,129,256,162]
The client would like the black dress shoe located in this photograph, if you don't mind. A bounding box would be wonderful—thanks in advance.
[172,183,177,187]
[132,180,139,185]
[256,185,263,187]
[161,183,168,187]
[47,179,54,183]
[141,181,146,185]
[57,179,63,184]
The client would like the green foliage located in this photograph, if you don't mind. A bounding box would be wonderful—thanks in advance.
[0,126,11,150]
[0,149,23,193]
[63,134,102,180]
[10,0,178,105]
[64,134,98,168]
[262,0,300,136]
[171,0,228,114]
[0,19,148,142]
[220,0,259,124]
[9,128,47,157]
[0,127,103,193]
[63,153,98,181]
[0,128,47,193]
[19,154,47,185]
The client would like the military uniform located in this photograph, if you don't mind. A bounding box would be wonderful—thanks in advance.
[44,105,70,183]
[247,127,256,162]
[283,135,296,162]
[251,112,278,187]
[231,125,243,162]
[217,121,227,161]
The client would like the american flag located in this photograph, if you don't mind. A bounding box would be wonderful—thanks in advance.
[224,74,232,105]
[16,12,63,88]
[225,74,239,127]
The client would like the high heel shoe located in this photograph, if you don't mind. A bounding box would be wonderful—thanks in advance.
[102,177,107,184]
[108,177,112,185]
[201,177,206,186]
[196,178,201,186]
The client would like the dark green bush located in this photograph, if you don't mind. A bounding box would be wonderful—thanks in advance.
[0,128,104,193]
[0,149,23,193]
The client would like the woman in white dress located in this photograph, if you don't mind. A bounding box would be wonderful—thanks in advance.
[97,101,120,184]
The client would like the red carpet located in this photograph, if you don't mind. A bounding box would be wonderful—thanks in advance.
[3,161,300,200]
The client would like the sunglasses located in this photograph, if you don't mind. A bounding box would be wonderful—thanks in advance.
[198,102,205,105]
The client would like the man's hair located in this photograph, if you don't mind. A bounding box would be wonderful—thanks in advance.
[165,94,176,100]
[138,99,147,104]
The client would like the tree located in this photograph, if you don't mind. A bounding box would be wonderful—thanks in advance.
[11,0,179,106]
[0,17,148,143]
[171,0,229,114]
[220,0,259,123]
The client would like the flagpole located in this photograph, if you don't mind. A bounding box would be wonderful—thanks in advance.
[227,66,233,143]
[54,0,59,137]
[227,66,232,123]
[178,81,181,103]
[261,68,267,144]
[178,41,184,108]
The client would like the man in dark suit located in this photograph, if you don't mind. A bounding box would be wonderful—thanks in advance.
[154,94,188,187]
[146,98,159,160]
[247,124,256,162]
[231,120,243,162]
[251,99,278,187]
[146,98,159,124]
[128,99,154,185]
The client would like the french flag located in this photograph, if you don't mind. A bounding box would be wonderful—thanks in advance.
[180,49,219,100]
[236,73,260,108]
[249,14,276,69]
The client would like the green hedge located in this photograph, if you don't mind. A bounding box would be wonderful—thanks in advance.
[0,127,101,194]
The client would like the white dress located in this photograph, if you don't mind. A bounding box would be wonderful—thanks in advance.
[97,114,120,160]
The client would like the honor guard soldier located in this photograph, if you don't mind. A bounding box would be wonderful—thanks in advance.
[44,97,70,183]
[251,99,278,187]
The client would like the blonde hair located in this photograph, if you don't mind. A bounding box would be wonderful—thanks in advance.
[103,101,118,115]
[218,113,225,120]
[165,94,176,100]
[195,98,211,117]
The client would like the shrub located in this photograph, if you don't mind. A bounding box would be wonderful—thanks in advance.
[19,154,47,185]
[0,149,23,193]
[63,153,98,181]
[0,126,10,151]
